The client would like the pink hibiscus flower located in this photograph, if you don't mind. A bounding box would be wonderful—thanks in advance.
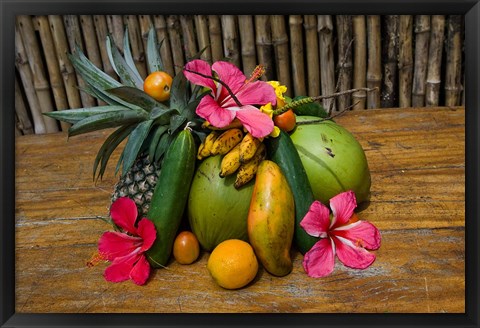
[300,191,381,278]
[97,197,156,285]
[183,60,277,138]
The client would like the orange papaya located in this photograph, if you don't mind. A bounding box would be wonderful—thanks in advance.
[247,160,295,277]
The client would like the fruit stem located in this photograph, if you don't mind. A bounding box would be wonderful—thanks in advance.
[272,87,378,116]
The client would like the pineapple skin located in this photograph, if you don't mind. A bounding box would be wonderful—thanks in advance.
[111,155,160,219]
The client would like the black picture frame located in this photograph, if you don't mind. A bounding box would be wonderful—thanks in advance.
[1,1,479,327]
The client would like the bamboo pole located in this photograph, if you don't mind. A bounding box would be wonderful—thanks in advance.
[35,16,71,131]
[221,15,241,67]
[352,15,367,110]
[335,15,352,110]
[194,15,212,62]
[48,15,83,111]
[15,75,34,135]
[124,15,147,78]
[180,15,199,62]
[289,15,306,97]
[398,15,414,108]
[93,15,117,79]
[304,15,320,97]
[106,15,124,51]
[366,15,381,109]
[208,15,224,63]
[16,16,58,133]
[271,15,291,96]
[254,15,274,81]
[238,15,257,76]
[80,15,103,82]
[318,15,336,112]
[80,15,106,105]
[412,15,431,107]
[167,15,185,74]
[425,15,446,107]
[445,15,463,107]
[15,26,46,134]
[138,15,152,54]
[63,15,97,108]
[381,15,398,108]
[153,15,175,77]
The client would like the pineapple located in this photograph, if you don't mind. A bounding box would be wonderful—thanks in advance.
[45,27,207,217]
[111,154,160,218]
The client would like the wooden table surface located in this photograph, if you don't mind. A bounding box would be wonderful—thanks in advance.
[15,106,465,313]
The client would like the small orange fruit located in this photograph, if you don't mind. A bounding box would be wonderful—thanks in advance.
[207,239,258,290]
[173,231,200,265]
[143,71,173,102]
[273,109,296,132]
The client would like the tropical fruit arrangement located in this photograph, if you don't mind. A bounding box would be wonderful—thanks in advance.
[47,28,381,288]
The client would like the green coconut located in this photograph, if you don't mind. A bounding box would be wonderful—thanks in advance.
[290,116,371,204]
[187,155,254,251]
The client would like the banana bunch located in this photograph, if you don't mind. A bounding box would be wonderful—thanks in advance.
[197,128,267,189]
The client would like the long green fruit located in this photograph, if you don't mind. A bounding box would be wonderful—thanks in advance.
[146,129,196,268]
[265,130,319,254]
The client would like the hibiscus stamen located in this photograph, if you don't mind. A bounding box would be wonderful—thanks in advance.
[86,252,107,268]
[245,65,266,84]
[183,67,243,107]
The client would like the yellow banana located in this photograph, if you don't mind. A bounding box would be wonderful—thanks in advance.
[239,133,262,163]
[234,143,266,189]
[219,144,242,177]
[211,128,244,156]
[198,131,220,160]
[197,142,205,160]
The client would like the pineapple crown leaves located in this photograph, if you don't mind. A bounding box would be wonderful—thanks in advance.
[45,26,207,181]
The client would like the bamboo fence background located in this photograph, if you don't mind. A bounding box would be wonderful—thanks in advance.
[14,15,465,135]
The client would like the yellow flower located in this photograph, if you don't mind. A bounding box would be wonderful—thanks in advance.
[267,81,287,108]
[260,103,280,138]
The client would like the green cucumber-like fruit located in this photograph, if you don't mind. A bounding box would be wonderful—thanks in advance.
[266,130,319,254]
[145,129,196,268]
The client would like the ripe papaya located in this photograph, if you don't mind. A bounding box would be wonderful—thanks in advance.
[247,160,294,277]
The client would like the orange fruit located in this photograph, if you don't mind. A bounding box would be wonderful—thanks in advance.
[173,231,200,265]
[207,239,258,289]
[143,71,173,102]
[273,109,296,132]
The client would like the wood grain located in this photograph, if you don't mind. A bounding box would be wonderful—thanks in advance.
[15,107,465,313]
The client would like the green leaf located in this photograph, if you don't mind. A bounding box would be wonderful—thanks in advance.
[121,120,154,176]
[106,86,166,111]
[169,114,187,135]
[93,124,135,181]
[182,90,209,121]
[78,85,124,107]
[106,35,143,89]
[192,45,209,61]
[148,125,168,162]
[122,27,145,85]
[149,107,178,125]
[146,27,164,74]
[68,109,147,137]
[154,131,173,163]
[69,46,141,109]
[291,96,328,118]
[169,71,189,112]
[44,106,130,125]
